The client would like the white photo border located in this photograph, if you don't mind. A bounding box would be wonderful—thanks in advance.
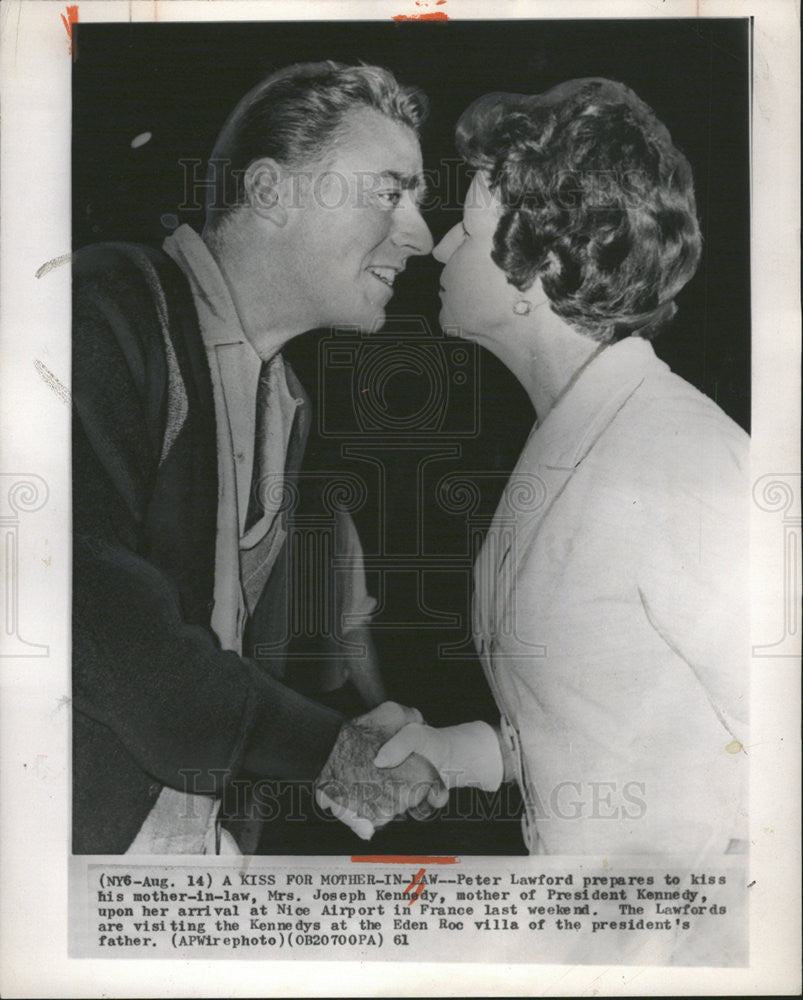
[0,0,799,996]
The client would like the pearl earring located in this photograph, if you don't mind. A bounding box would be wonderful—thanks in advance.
[512,299,532,316]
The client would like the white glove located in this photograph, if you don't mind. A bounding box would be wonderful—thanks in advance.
[315,788,375,841]
[374,721,504,797]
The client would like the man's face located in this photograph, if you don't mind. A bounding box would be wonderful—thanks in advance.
[284,106,433,332]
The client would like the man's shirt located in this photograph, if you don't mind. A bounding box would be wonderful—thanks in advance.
[164,225,302,656]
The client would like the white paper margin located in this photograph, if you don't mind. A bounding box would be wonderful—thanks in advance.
[0,0,800,996]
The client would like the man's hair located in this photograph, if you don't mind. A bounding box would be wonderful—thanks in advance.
[204,61,428,232]
[456,79,702,342]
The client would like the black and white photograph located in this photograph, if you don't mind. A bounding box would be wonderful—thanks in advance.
[0,0,799,995]
[70,14,753,859]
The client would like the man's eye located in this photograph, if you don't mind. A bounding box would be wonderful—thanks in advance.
[377,190,402,207]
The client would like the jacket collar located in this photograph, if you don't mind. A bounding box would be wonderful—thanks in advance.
[528,336,668,471]
[163,224,248,347]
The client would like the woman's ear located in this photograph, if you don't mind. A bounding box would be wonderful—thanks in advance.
[243,158,288,227]
[509,273,548,318]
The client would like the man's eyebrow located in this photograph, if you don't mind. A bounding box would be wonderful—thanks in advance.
[382,170,424,190]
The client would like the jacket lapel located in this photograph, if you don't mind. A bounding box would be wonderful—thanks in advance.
[475,337,666,647]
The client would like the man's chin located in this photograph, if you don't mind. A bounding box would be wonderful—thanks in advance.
[320,305,386,334]
[353,306,387,334]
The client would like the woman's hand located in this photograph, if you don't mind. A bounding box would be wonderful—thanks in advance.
[373,720,505,807]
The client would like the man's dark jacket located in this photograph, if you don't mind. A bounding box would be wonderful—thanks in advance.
[72,242,343,853]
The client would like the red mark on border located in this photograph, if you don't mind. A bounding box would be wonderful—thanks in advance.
[404,868,427,905]
[393,0,448,20]
[61,5,79,58]
[392,12,449,20]
[351,855,457,864]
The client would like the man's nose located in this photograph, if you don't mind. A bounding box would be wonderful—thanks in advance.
[394,195,434,256]
[433,224,462,264]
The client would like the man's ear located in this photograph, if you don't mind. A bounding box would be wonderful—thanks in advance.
[243,158,289,227]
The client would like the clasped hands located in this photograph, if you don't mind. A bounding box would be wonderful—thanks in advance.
[314,701,504,840]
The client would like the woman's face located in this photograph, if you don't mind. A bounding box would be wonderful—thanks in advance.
[433,172,520,344]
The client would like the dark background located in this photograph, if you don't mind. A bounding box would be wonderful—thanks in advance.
[73,18,751,854]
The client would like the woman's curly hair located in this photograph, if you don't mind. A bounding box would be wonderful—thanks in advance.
[456,79,702,342]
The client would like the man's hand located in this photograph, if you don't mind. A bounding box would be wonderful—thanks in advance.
[315,702,447,838]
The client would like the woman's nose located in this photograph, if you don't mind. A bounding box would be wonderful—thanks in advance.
[433,223,462,263]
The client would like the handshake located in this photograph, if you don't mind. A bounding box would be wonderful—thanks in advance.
[314,702,505,840]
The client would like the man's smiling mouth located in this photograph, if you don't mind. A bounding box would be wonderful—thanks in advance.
[366,265,400,288]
